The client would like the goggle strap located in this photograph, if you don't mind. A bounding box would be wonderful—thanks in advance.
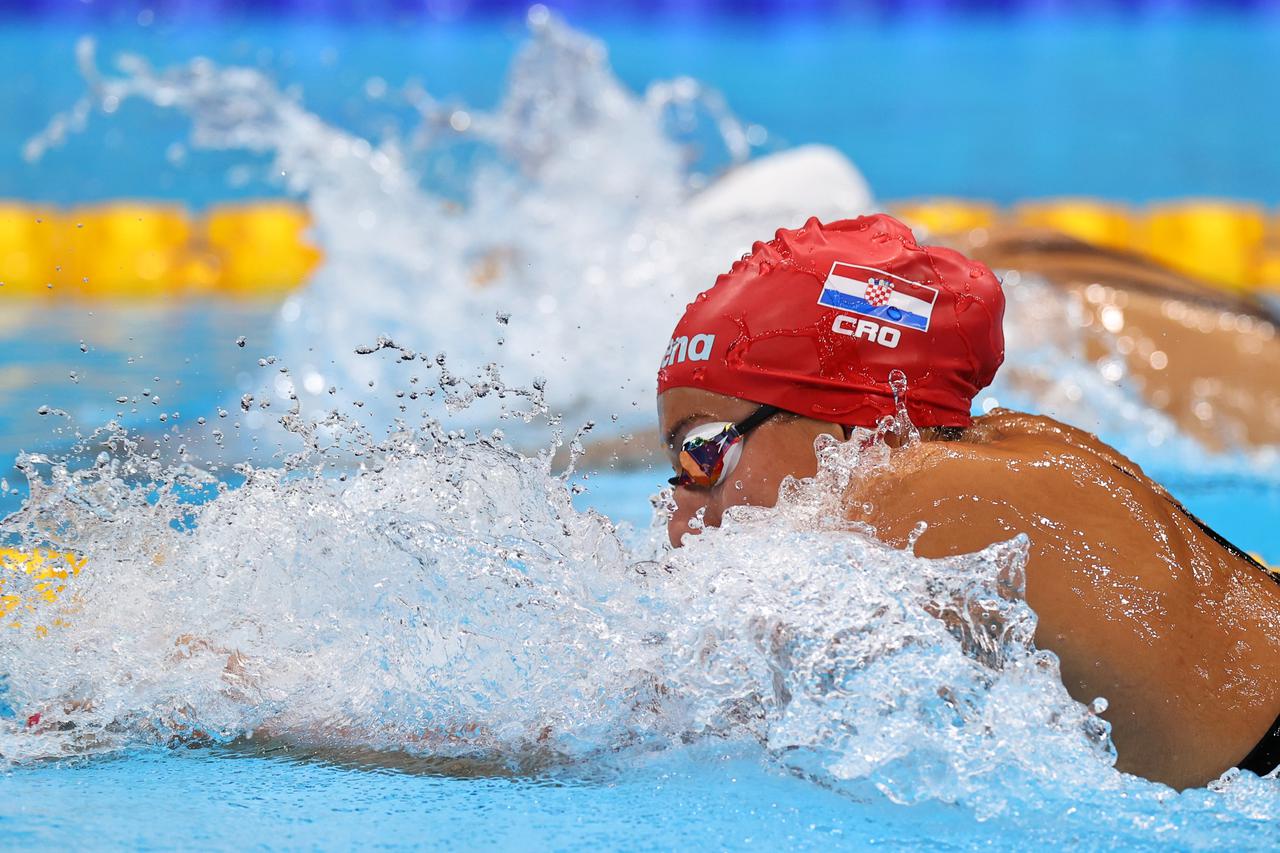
[734,404,781,436]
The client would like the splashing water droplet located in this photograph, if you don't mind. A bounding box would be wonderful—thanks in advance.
[888,369,908,399]
[887,368,920,446]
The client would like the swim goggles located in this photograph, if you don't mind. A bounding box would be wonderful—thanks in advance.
[668,404,780,489]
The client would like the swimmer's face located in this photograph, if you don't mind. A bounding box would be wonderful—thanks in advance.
[658,387,843,548]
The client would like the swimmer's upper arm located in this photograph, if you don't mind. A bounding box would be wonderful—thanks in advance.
[846,438,1263,786]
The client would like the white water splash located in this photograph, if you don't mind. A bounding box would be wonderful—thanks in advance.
[27,13,872,444]
[1,354,1278,846]
[0,369,1110,786]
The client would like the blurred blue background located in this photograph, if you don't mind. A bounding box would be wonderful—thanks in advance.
[2,0,1279,205]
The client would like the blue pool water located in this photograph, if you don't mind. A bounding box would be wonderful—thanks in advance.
[4,10,1280,852]
[0,741,1180,852]
[4,10,1280,206]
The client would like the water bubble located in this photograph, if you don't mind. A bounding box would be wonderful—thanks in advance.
[527,2,551,26]
[907,520,929,550]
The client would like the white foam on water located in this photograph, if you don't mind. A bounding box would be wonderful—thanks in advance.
[0,363,1277,846]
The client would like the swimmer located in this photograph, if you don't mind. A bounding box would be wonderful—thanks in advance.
[965,225,1280,449]
[657,214,1280,790]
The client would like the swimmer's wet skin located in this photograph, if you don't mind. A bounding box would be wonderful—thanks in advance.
[656,214,1280,790]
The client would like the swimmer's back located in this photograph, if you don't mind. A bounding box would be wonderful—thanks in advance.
[845,410,1280,788]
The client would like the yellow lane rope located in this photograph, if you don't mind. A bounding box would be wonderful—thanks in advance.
[1,197,1279,297]
[0,200,320,299]
[890,197,1280,291]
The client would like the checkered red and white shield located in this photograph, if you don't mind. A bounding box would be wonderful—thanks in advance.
[864,278,894,307]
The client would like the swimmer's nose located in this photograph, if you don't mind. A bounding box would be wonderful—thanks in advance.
[667,512,695,548]
[667,493,695,547]
[667,488,720,547]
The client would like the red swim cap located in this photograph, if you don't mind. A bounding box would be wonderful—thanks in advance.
[657,214,1004,427]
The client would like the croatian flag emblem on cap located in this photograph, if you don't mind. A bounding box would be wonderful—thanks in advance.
[816,262,939,332]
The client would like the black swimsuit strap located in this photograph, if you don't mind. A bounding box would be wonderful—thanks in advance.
[1237,711,1280,777]
[1182,508,1279,583]
[1105,460,1279,585]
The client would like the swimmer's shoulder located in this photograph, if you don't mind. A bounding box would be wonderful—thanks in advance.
[884,409,1131,483]
[845,408,1175,555]
[840,413,1053,553]
[960,408,1168,495]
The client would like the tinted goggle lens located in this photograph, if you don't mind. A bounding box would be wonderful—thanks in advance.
[668,422,744,489]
